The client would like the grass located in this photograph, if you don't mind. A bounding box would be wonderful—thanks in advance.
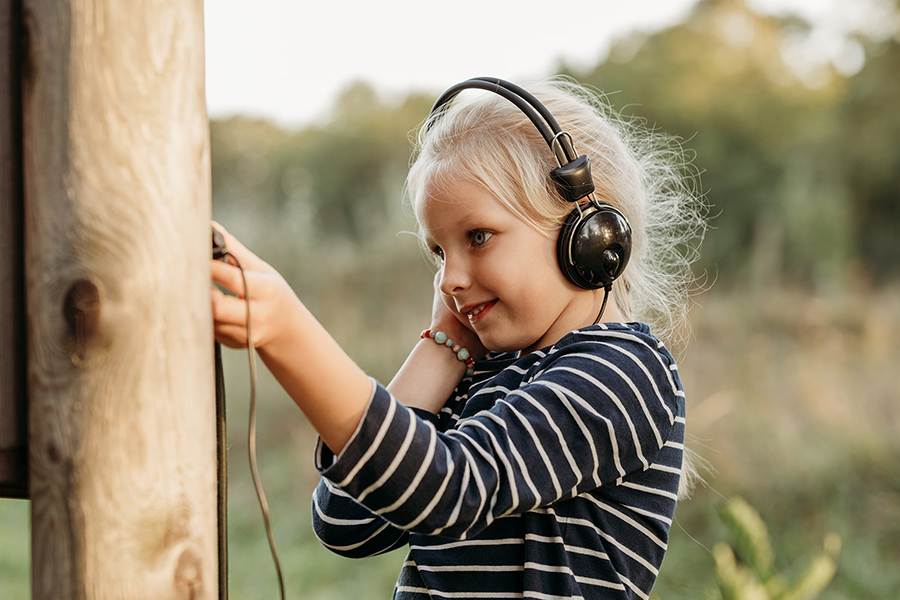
[2,284,898,598]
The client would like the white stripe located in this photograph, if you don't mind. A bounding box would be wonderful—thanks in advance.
[496,395,567,499]
[528,563,623,596]
[356,411,417,503]
[480,410,543,510]
[619,500,673,526]
[458,419,521,514]
[335,397,397,488]
[312,490,374,526]
[395,588,586,600]
[470,384,513,398]
[620,574,651,600]
[598,343,672,437]
[322,478,352,497]
[374,420,438,516]
[650,463,681,475]
[536,382,603,488]
[586,497,667,549]
[429,452,471,536]
[509,389,580,497]
[547,363,649,470]
[556,514,660,576]
[316,518,399,553]
[621,480,679,501]
[431,439,498,539]
[394,587,524,599]
[449,427,503,532]
[581,348,665,448]
[573,575,627,591]
[524,533,612,561]
[411,537,524,551]
[405,444,457,529]
[417,564,524,573]
[536,379,625,479]
[578,330,680,425]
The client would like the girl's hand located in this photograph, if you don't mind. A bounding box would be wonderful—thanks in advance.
[210,221,373,454]
[430,271,488,361]
[386,271,487,414]
[210,222,298,351]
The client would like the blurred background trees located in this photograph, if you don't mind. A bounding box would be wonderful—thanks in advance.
[212,0,900,293]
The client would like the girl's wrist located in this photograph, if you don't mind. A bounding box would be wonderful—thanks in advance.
[420,329,476,376]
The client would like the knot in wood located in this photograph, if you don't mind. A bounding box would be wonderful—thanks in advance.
[173,544,204,599]
[63,278,102,354]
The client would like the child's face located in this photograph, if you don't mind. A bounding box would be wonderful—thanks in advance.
[418,179,594,355]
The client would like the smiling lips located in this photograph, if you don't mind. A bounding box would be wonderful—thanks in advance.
[464,299,497,324]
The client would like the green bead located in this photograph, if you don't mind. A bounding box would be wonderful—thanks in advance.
[434,331,447,345]
[457,348,470,361]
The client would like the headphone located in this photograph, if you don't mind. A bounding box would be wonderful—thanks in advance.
[429,77,632,291]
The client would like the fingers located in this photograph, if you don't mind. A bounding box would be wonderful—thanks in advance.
[210,287,247,347]
[211,259,248,297]
[211,221,274,274]
[211,286,248,323]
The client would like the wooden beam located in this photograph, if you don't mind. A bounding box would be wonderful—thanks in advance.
[22,0,217,596]
[0,0,28,499]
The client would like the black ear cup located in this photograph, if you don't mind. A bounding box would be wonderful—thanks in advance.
[556,203,632,290]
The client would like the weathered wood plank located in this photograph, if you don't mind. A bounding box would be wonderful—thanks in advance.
[22,0,217,596]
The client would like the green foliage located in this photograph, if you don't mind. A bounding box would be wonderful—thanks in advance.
[836,34,900,282]
[710,497,840,600]
[211,82,433,250]
[0,499,29,598]
[568,0,865,289]
[719,497,775,582]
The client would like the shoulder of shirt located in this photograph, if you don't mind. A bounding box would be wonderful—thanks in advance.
[554,322,663,352]
[534,322,673,371]
[541,322,667,359]
[469,323,672,380]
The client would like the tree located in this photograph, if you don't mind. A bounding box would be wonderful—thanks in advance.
[570,0,852,289]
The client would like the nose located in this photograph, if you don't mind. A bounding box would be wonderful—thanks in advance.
[438,254,469,297]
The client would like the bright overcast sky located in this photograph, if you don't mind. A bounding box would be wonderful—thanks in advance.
[204,0,861,128]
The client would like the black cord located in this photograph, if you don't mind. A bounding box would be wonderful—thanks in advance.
[215,341,228,600]
[593,285,612,325]
[219,251,287,600]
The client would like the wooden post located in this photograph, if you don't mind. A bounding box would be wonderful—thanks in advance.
[0,0,28,499]
[22,0,217,597]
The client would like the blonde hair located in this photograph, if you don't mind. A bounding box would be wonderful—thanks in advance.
[407,77,706,351]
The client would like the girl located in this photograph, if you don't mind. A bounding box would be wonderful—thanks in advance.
[211,77,706,599]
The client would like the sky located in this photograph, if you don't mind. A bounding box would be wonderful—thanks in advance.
[204,0,867,128]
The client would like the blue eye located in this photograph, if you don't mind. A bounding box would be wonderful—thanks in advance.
[472,230,492,246]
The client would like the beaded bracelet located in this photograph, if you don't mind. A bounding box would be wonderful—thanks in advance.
[421,329,475,376]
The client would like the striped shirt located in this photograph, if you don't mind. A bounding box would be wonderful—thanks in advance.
[313,323,685,599]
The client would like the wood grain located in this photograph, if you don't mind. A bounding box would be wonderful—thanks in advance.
[22,0,217,596]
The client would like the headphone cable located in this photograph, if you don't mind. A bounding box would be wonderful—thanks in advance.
[593,285,612,326]
[221,251,287,600]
